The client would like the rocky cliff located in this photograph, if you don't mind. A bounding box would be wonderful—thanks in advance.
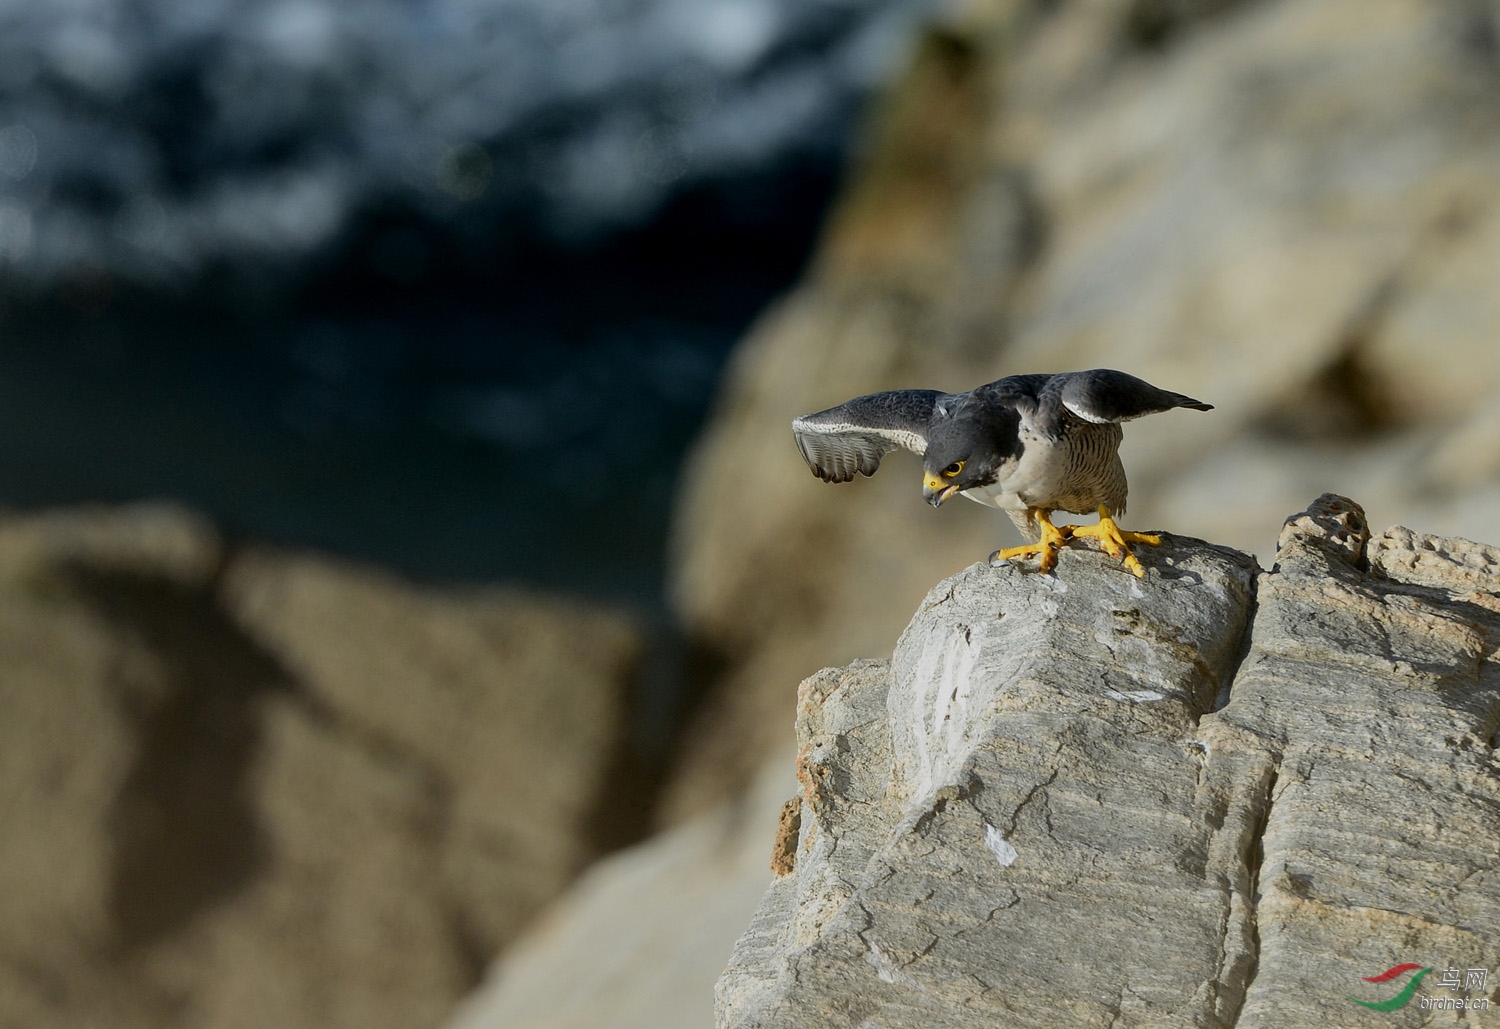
[717,495,1500,1027]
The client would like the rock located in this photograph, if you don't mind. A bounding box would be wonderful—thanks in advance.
[1210,497,1500,1026]
[220,547,641,958]
[666,0,1500,820]
[0,498,224,583]
[445,756,796,1029]
[716,495,1500,1027]
[718,528,1258,1026]
[0,503,643,1029]
[997,0,1500,549]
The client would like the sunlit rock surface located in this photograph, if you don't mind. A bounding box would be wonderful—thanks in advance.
[717,496,1500,1028]
[0,502,642,1029]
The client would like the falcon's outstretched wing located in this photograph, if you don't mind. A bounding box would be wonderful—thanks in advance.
[1054,369,1213,424]
[792,389,947,483]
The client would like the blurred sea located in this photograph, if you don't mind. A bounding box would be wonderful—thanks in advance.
[0,0,934,602]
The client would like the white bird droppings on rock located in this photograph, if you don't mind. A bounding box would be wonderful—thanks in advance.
[983,823,1018,867]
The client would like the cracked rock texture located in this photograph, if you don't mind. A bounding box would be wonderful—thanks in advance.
[717,495,1500,1028]
[0,502,642,1029]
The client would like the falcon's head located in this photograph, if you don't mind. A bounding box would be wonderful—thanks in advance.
[920,402,1021,507]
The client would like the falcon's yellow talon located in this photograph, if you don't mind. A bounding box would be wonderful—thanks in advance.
[993,513,1070,573]
[1068,506,1158,575]
[994,541,1062,574]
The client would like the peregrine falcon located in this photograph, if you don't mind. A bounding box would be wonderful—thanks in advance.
[791,369,1212,577]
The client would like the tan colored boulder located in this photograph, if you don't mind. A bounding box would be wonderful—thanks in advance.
[0,503,642,1029]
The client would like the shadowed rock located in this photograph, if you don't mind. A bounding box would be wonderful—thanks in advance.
[0,502,645,1029]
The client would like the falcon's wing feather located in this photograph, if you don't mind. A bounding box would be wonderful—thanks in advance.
[965,373,1053,436]
[1055,369,1213,424]
[972,374,1052,415]
[792,389,946,483]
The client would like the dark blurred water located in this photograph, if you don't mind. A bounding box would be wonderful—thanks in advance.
[0,0,933,603]
[0,165,838,600]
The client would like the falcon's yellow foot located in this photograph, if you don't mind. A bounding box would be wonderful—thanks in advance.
[991,512,1071,575]
[1068,506,1160,578]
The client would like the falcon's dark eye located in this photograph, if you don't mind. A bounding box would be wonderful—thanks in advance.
[942,461,965,478]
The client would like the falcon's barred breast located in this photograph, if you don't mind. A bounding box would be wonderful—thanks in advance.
[791,369,1212,577]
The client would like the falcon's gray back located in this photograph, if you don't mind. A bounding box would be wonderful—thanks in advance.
[981,369,1211,441]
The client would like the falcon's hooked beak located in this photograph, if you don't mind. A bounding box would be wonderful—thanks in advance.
[923,474,959,508]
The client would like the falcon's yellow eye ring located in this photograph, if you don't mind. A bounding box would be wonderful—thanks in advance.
[942,461,965,478]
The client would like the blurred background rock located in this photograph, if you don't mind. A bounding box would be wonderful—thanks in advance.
[0,502,642,1028]
[5,0,1500,1027]
[0,0,936,1026]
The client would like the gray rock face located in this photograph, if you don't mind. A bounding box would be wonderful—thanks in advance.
[718,496,1500,1027]
[1217,499,1500,1026]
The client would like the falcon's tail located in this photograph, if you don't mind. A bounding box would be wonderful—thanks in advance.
[1006,508,1042,541]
